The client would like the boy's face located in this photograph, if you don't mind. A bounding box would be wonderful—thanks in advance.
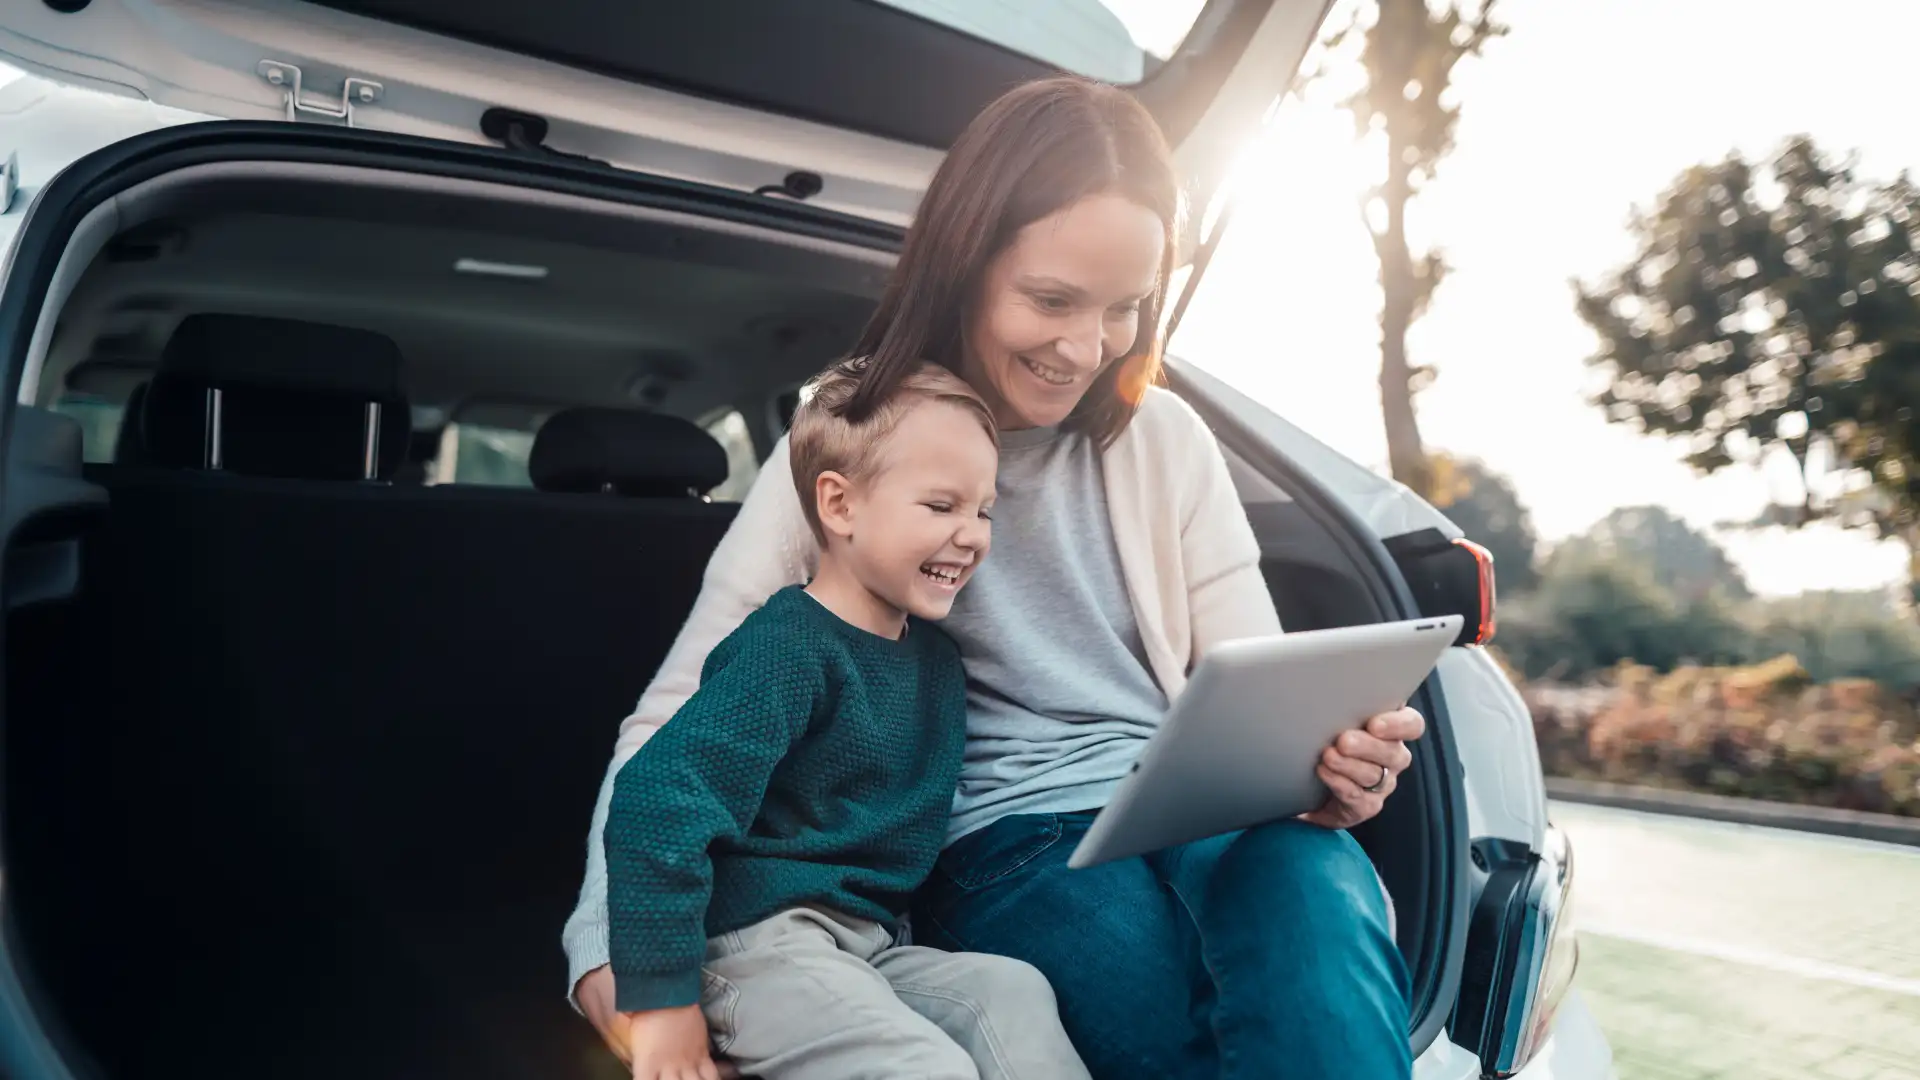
[835,400,997,622]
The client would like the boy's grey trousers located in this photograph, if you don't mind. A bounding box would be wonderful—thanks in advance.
[697,906,1091,1080]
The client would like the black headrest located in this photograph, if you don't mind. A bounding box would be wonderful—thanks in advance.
[529,408,729,497]
[131,314,410,480]
[161,313,404,398]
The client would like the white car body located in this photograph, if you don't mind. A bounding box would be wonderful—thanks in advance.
[0,2,1612,1076]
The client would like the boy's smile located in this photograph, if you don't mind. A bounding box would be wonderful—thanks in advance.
[919,560,969,591]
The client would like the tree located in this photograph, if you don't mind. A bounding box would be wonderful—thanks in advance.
[1334,0,1506,498]
[1497,543,1752,681]
[1575,136,1920,593]
[1428,453,1540,592]
[1495,547,1687,680]
[1497,508,1757,680]
[1555,505,1751,602]
[1750,589,1920,687]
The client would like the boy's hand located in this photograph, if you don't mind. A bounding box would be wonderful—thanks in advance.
[625,1005,721,1080]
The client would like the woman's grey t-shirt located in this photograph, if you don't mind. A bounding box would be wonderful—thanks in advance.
[940,424,1169,843]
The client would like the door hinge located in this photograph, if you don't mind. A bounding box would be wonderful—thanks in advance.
[257,60,382,127]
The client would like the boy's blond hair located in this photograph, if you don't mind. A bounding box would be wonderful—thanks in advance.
[789,358,998,546]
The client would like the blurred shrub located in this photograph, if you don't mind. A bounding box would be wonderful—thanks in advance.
[1526,658,1920,818]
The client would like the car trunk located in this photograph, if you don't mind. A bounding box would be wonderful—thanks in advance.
[0,126,1458,1080]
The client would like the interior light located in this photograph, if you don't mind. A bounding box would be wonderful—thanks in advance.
[454,258,548,280]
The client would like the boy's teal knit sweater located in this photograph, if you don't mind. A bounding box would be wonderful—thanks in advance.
[604,585,968,1012]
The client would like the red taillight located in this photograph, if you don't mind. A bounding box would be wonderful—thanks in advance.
[1384,528,1499,646]
[1451,537,1497,645]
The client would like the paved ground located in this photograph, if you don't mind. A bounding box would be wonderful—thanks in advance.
[1555,801,1920,1080]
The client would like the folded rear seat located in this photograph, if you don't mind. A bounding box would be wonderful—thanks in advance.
[12,314,741,1080]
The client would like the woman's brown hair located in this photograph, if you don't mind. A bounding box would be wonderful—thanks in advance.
[840,76,1183,448]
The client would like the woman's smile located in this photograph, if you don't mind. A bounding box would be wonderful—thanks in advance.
[1017,353,1079,387]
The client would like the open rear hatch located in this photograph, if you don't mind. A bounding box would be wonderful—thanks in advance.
[0,0,1328,250]
[0,6,1495,1079]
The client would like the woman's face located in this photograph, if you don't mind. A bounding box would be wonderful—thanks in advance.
[962,192,1166,430]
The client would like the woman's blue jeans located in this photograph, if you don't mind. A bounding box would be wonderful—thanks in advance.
[910,811,1413,1080]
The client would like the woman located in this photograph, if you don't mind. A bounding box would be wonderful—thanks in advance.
[564,77,1424,1079]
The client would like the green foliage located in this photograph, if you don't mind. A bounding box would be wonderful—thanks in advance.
[1554,505,1751,601]
[1748,589,1920,686]
[1500,558,1920,687]
[1336,0,1508,196]
[1575,136,1920,548]
[1494,508,1920,685]
[1429,453,1540,593]
[1497,547,1693,679]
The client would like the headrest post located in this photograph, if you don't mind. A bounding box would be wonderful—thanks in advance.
[202,387,225,470]
[362,401,383,481]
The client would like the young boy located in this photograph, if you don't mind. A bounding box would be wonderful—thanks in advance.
[604,361,1089,1080]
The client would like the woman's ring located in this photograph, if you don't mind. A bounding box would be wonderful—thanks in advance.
[1365,765,1390,794]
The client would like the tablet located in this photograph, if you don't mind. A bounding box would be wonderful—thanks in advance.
[1067,614,1462,869]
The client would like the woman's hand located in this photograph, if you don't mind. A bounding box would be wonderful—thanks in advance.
[1301,706,1424,830]
[577,967,740,1079]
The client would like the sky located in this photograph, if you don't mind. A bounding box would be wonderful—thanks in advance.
[1165,0,1920,597]
[4,0,1919,595]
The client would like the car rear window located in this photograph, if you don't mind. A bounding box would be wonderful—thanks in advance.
[439,423,536,488]
[874,0,1207,83]
[49,393,124,464]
